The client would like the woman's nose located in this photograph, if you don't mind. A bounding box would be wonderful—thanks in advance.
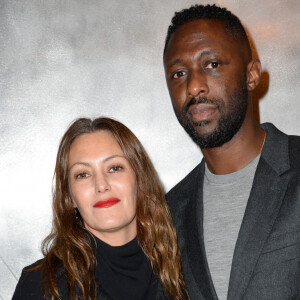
[96,173,111,193]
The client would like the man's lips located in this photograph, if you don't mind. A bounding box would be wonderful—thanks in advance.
[93,198,120,208]
[188,103,217,122]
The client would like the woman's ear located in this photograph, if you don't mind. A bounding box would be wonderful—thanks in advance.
[68,195,77,208]
[247,59,261,91]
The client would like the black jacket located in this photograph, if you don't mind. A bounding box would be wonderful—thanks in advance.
[166,123,300,300]
[12,260,171,300]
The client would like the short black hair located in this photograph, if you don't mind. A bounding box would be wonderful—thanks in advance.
[164,4,251,58]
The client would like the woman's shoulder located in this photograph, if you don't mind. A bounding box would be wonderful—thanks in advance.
[12,259,68,300]
[12,259,44,300]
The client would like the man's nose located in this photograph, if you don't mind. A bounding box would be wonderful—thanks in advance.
[187,72,209,98]
[95,173,111,193]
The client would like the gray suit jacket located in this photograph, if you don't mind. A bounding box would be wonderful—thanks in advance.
[166,123,300,300]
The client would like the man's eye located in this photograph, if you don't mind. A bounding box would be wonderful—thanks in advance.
[108,165,123,173]
[75,172,89,179]
[206,62,219,69]
[173,71,187,79]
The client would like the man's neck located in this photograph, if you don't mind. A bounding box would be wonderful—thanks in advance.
[202,120,265,175]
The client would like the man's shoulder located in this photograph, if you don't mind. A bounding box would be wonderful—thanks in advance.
[261,122,300,170]
[288,134,300,151]
[262,122,300,142]
[288,134,300,170]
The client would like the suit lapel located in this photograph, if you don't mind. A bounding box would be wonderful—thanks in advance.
[228,123,291,300]
[184,161,218,300]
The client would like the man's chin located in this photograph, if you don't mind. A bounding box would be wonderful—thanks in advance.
[180,121,214,147]
[190,120,218,137]
[179,120,233,148]
[188,122,242,149]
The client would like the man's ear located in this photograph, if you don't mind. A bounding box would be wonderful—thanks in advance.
[247,59,261,91]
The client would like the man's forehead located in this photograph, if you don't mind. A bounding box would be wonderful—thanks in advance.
[164,18,248,63]
[179,32,208,44]
[164,19,231,59]
[171,19,227,42]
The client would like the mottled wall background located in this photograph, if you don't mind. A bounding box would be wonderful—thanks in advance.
[1,0,299,298]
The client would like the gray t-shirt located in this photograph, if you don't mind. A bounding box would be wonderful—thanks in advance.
[203,154,260,300]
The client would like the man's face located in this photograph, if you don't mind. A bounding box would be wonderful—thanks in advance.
[164,19,250,148]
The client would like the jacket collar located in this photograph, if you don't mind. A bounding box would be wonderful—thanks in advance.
[260,122,290,175]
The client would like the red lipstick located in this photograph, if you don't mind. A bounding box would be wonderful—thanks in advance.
[93,198,120,208]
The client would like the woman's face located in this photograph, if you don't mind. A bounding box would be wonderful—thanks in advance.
[68,130,137,246]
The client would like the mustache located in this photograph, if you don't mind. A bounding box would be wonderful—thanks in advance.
[184,97,222,114]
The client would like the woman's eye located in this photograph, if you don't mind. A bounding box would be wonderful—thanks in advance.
[108,165,123,173]
[173,71,186,79]
[206,62,219,69]
[75,172,89,179]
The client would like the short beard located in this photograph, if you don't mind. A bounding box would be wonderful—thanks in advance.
[175,78,249,149]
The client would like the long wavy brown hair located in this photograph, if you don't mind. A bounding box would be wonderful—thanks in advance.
[31,117,188,299]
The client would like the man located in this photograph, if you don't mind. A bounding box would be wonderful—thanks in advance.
[163,4,300,300]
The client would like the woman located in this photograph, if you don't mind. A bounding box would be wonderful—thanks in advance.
[13,117,188,300]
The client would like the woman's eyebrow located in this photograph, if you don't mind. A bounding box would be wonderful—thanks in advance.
[103,154,126,163]
[68,162,90,171]
[69,155,126,171]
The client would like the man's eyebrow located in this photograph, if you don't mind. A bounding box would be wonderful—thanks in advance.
[168,58,183,67]
[68,155,126,171]
[167,50,220,67]
[200,50,220,56]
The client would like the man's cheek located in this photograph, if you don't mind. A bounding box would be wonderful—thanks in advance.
[172,102,183,116]
[171,93,185,110]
